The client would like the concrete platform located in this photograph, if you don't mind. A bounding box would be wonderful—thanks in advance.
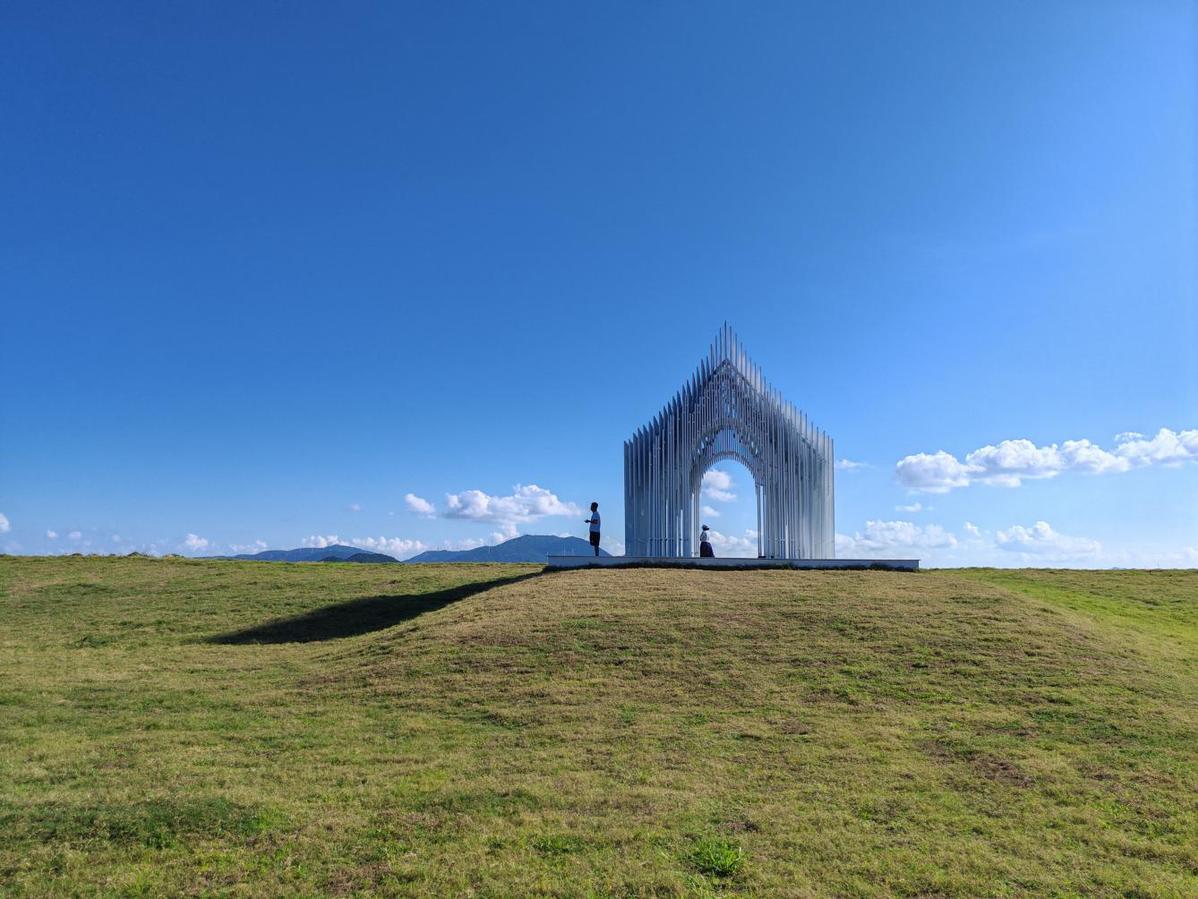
[546,556,919,572]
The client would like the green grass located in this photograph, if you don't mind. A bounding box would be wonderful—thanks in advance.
[0,557,1195,896]
[687,836,744,879]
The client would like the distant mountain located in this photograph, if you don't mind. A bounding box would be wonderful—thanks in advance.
[213,535,608,565]
[407,534,611,564]
[322,551,400,564]
[220,544,399,563]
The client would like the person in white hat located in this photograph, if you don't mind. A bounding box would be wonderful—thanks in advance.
[699,524,714,558]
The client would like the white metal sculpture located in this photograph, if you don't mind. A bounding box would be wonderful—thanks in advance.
[624,324,835,559]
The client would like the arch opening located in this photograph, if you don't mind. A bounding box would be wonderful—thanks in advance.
[695,457,760,559]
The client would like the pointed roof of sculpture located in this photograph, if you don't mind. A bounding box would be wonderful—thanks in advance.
[637,323,829,449]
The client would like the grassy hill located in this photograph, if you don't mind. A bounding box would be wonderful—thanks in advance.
[0,557,1195,897]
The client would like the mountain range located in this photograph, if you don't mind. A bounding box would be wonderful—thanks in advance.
[216,534,609,565]
[406,534,609,563]
[219,544,396,563]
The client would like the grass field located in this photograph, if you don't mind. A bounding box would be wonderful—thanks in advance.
[1,557,1195,897]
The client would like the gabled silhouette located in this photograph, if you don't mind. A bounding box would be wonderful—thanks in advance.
[624,324,834,559]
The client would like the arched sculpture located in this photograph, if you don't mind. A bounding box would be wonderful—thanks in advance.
[623,325,835,559]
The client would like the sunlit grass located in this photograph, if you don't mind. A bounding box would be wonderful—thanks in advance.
[1,556,1194,896]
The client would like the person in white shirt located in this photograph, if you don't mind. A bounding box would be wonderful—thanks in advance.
[585,502,601,556]
[699,524,714,558]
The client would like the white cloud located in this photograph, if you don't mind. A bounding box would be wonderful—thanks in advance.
[448,537,489,551]
[834,516,1189,569]
[307,532,450,560]
[0,513,9,534]
[965,439,1082,487]
[182,533,209,553]
[46,529,58,540]
[995,521,1100,558]
[700,504,721,519]
[706,528,758,558]
[302,534,342,548]
[1060,439,1131,474]
[348,503,362,513]
[404,493,436,516]
[896,427,1197,492]
[111,535,122,543]
[443,484,580,528]
[230,540,268,554]
[68,531,82,540]
[836,459,870,471]
[702,469,737,502]
[895,501,926,513]
[894,450,976,493]
[1115,428,1198,466]
[347,536,430,560]
[836,520,958,557]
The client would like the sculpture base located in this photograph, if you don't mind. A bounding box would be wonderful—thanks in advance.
[545,556,918,572]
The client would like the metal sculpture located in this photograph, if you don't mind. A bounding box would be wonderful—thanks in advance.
[624,324,834,559]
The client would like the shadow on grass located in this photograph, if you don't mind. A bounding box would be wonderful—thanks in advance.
[207,572,541,644]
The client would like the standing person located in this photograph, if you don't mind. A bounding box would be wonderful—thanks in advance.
[699,524,715,558]
[585,502,601,556]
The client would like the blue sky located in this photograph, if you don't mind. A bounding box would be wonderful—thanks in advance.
[2,1,1195,566]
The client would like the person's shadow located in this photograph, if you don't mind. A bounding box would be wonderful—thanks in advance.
[207,571,540,645]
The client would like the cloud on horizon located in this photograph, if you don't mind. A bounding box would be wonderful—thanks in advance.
[836,520,958,557]
[229,540,268,554]
[302,532,510,560]
[182,533,209,552]
[707,528,758,557]
[346,535,431,558]
[994,520,1100,557]
[828,517,1191,567]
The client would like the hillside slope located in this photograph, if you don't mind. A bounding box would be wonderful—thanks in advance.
[0,558,1194,896]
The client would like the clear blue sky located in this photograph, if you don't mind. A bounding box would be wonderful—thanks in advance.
[2,1,1195,566]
